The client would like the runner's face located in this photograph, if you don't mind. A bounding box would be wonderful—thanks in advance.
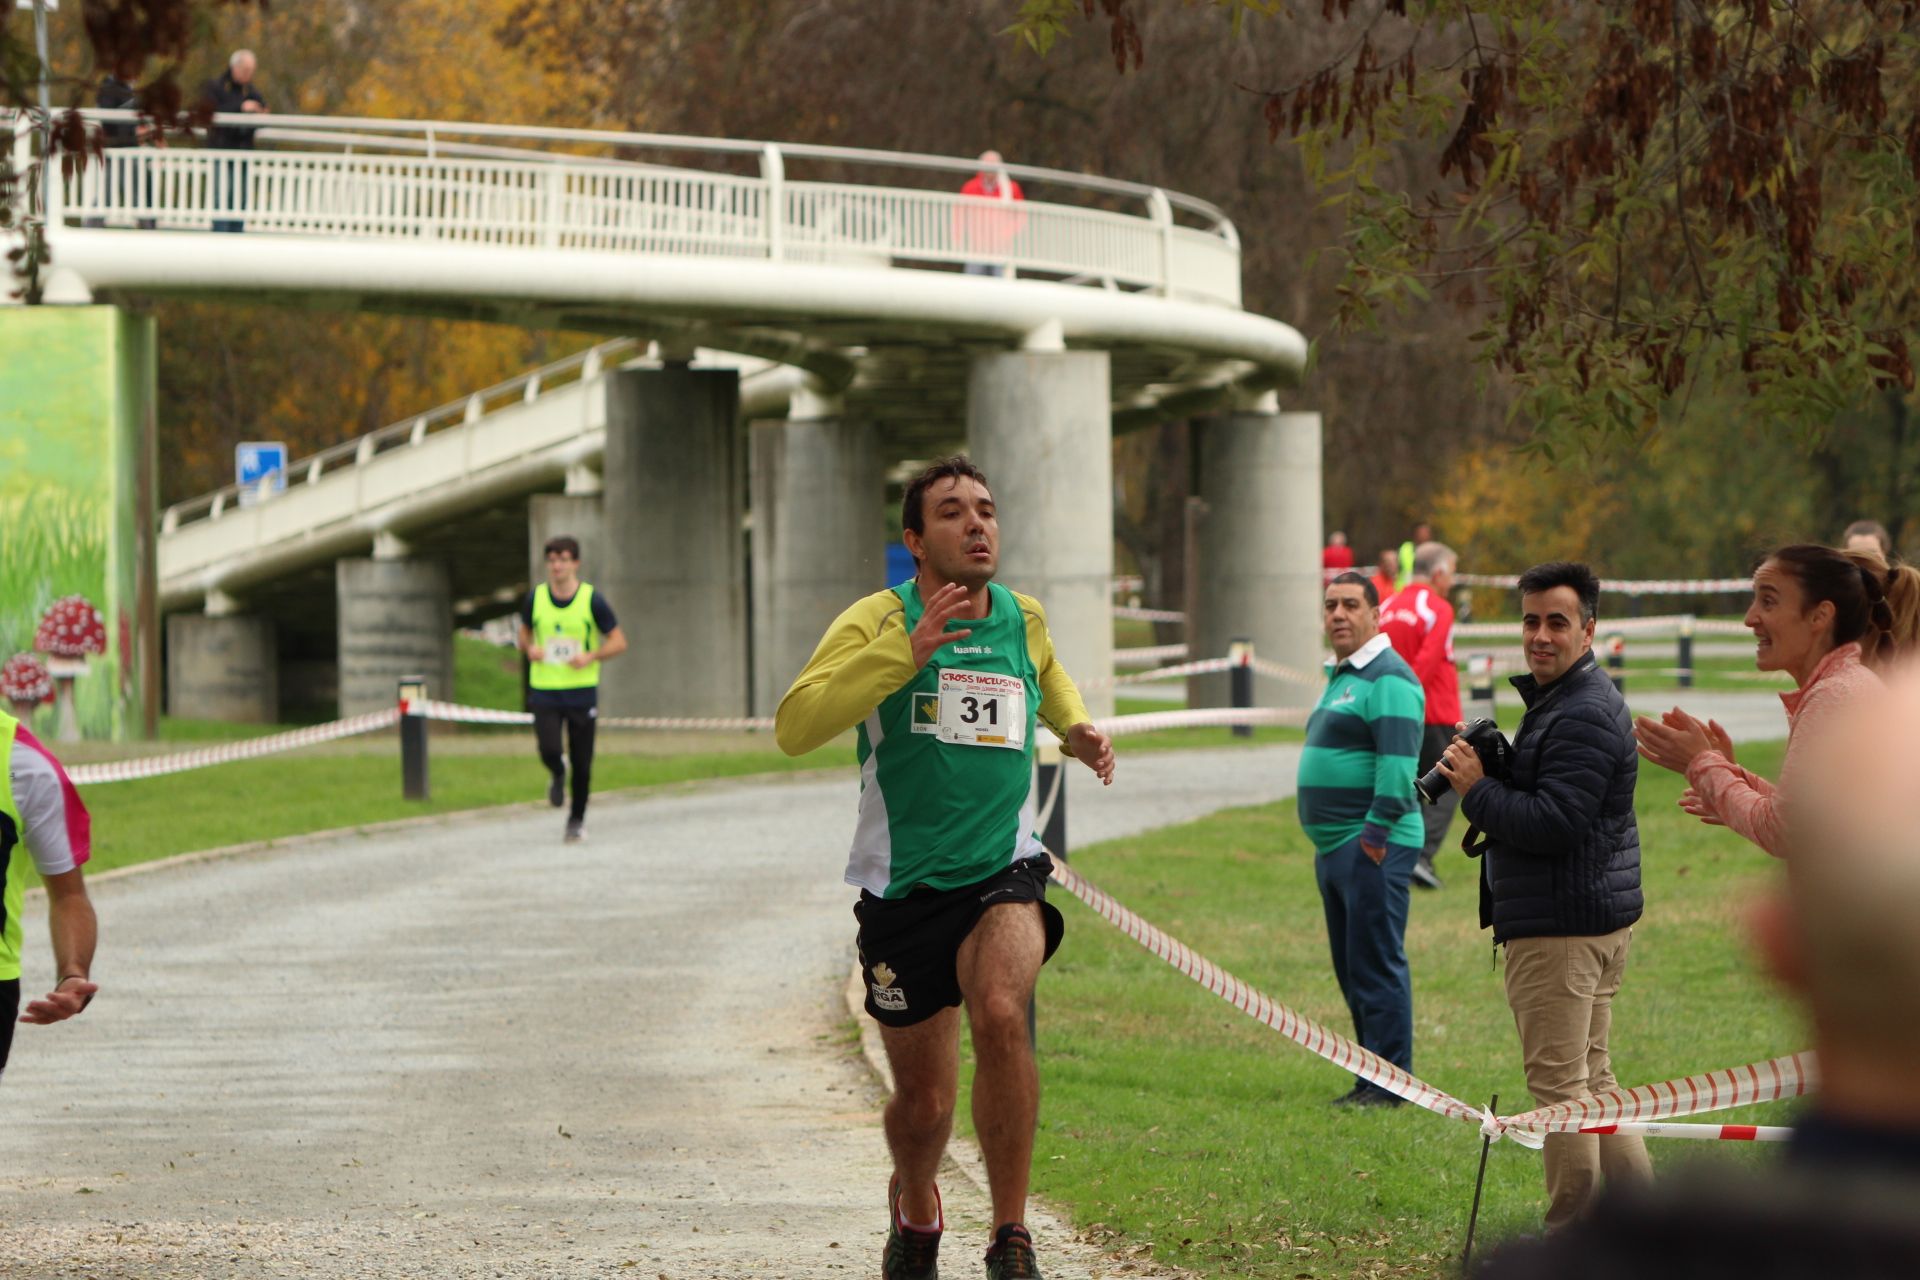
[912,476,998,587]
[546,551,579,592]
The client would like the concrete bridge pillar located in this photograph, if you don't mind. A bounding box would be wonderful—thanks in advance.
[600,367,747,717]
[966,347,1114,718]
[336,556,454,715]
[749,411,885,716]
[1188,405,1323,710]
[165,612,278,723]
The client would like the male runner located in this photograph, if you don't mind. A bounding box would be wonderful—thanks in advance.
[776,456,1116,1280]
[2,709,99,1081]
[518,536,628,842]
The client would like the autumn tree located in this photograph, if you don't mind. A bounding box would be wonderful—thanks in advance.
[1017,0,1920,448]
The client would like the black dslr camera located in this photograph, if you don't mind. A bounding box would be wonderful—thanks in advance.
[1416,717,1513,805]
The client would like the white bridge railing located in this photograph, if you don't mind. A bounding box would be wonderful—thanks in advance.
[38,112,1243,307]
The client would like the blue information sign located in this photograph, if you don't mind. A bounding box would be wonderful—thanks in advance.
[235,441,288,505]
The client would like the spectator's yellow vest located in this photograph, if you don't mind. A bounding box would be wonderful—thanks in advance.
[529,583,602,691]
[1,711,27,981]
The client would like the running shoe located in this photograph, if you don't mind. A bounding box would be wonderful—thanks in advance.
[548,772,566,808]
[564,818,585,843]
[1411,855,1443,890]
[983,1223,1041,1279]
[883,1175,942,1280]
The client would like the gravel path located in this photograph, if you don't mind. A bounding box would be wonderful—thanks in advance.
[0,744,1300,1279]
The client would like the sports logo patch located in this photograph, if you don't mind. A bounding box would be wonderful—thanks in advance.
[870,961,907,1011]
[912,694,941,735]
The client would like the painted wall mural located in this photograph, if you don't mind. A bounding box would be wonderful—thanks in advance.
[0,306,158,741]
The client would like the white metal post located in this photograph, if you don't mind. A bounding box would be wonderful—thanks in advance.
[1148,187,1174,297]
[761,143,785,261]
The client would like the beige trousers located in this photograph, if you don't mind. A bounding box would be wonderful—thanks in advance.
[1503,927,1655,1229]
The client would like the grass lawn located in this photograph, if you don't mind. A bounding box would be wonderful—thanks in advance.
[959,740,1801,1278]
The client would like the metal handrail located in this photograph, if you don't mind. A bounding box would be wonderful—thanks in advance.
[61,108,1235,232]
[159,336,639,532]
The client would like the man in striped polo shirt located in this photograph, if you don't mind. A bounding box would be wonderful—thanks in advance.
[1296,571,1425,1106]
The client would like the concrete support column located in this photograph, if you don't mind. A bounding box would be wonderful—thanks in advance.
[336,559,453,715]
[1189,409,1323,709]
[165,614,277,723]
[966,350,1114,717]
[749,415,885,715]
[600,367,745,717]
[529,495,606,584]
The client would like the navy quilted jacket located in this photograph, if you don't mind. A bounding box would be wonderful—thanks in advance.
[1460,652,1644,943]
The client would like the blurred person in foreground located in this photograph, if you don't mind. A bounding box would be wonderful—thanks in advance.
[1,708,98,1081]
[1635,545,1919,859]
[1297,572,1425,1106]
[1476,664,1920,1276]
[1380,540,1462,889]
[1437,561,1651,1229]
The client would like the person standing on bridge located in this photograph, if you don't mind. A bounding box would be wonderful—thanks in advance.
[201,49,268,233]
[518,536,628,843]
[776,456,1115,1280]
[1,708,99,1083]
[955,151,1026,278]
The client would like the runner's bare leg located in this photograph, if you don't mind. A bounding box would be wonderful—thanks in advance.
[878,1006,960,1226]
[956,901,1047,1229]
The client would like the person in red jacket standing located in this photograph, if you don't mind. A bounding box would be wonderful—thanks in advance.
[955,151,1026,277]
[1322,530,1355,581]
[1379,541,1461,889]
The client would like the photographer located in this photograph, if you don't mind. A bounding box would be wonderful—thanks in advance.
[1437,561,1651,1229]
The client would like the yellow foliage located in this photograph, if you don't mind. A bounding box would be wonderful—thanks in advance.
[1431,443,1627,610]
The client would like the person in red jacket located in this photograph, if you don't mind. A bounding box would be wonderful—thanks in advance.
[1322,530,1355,581]
[1369,548,1400,607]
[955,151,1025,277]
[1379,541,1462,889]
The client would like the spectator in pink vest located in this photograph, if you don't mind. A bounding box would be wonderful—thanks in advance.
[955,151,1025,277]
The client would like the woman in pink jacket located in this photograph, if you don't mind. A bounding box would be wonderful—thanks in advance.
[1634,545,1918,858]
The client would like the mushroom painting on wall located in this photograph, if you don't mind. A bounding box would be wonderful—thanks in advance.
[34,595,108,742]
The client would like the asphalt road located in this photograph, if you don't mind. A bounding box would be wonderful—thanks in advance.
[0,743,1302,1280]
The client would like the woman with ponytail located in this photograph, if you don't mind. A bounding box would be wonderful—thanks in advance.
[1632,544,1907,858]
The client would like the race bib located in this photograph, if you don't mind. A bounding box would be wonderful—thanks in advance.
[544,634,582,665]
[936,669,1026,750]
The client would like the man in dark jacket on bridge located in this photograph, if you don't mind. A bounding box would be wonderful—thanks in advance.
[200,49,268,232]
[1436,560,1653,1230]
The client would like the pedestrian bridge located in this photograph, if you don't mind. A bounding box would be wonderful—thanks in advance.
[27,112,1322,724]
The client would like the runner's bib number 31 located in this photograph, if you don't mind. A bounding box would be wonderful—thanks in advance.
[936,669,1026,750]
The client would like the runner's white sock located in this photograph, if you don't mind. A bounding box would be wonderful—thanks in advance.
[896,1183,943,1234]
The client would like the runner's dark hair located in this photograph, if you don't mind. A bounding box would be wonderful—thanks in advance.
[543,535,581,560]
[901,455,991,563]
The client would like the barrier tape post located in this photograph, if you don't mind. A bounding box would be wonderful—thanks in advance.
[1607,635,1626,694]
[1462,1091,1497,1273]
[399,675,430,801]
[1229,638,1254,739]
[1467,653,1496,722]
[1678,614,1695,689]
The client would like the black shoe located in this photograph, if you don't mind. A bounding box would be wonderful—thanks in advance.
[1329,1084,1367,1106]
[1332,1083,1405,1108]
[547,773,565,808]
[564,818,585,843]
[882,1176,941,1280]
[1411,855,1443,890]
[984,1223,1042,1279]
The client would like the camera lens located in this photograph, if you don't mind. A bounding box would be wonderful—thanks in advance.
[1414,765,1449,806]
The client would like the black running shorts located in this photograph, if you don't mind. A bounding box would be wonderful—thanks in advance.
[853,855,1065,1028]
[0,978,16,1077]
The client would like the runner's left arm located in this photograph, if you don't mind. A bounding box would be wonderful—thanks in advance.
[1020,597,1113,782]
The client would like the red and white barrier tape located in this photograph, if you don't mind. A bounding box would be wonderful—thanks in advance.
[412,698,773,733]
[1249,656,1326,689]
[1047,858,1809,1146]
[1081,656,1238,690]
[1115,643,1190,667]
[1113,575,1145,594]
[67,708,401,786]
[1112,604,1188,623]
[1579,1122,1792,1142]
[1088,706,1307,737]
[1457,574,1753,595]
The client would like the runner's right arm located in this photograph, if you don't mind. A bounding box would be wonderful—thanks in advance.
[775,594,915,757]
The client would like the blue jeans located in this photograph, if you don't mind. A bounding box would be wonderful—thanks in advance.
[1314,835,1419,1093]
